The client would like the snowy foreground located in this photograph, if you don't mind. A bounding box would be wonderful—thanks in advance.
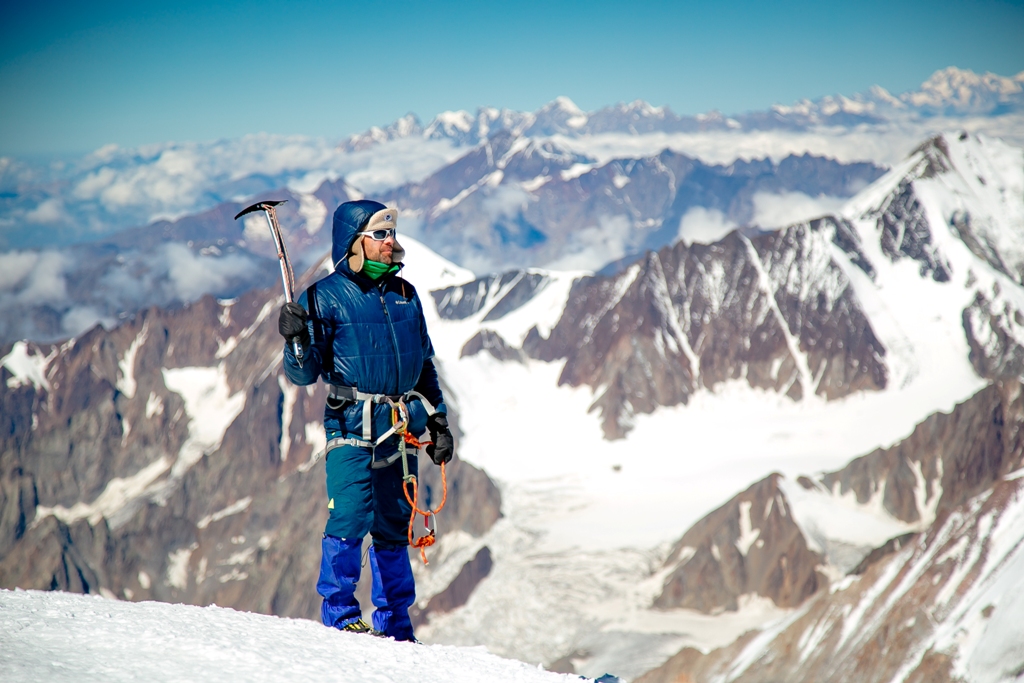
[0,589,588,683]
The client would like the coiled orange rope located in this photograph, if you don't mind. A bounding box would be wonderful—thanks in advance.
[400,431,448,565]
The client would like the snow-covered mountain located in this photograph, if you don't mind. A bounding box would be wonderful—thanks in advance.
[0,145,881,345]
[3,131,1024,681]
[639,379,1024,683]
[3,67,1022,255]
[431,132,1022,440]
[345,67,1024,149]
[383,137,883,272]
[398,132,1024,679]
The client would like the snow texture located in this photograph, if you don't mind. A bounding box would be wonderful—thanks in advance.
[1,341,54,390]
[0,589,585,683]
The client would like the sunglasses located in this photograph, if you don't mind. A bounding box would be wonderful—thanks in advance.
[359,228,397,241]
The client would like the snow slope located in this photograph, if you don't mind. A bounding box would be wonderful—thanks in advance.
[0,589,586,683]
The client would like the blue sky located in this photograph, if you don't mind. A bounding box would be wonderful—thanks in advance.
[1,0,1022,156]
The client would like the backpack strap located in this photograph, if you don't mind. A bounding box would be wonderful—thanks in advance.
[305,282,334,374]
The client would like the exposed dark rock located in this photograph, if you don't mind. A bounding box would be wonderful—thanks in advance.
[851,532,918,575]
[460,330,526,363]
[654,474,822,613]
[819,381,1024,526]
[963,287,1024,380]
[432,271,549,321]
[875,180,951,281]
[411,546,493,627]
[527,220,887,438]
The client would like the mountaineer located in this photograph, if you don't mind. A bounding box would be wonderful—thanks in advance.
[277,199,454,641]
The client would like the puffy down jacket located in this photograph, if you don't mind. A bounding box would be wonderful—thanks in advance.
[283,200,445,439]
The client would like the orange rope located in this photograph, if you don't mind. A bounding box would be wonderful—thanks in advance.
[401,431,448,565]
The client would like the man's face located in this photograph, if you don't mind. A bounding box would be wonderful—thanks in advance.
[361,232,395,265]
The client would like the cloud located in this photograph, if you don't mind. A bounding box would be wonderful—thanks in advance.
[750,191,847,229]
[0,250,69,303]
[481,185,532,220]
[343,138,465,193]
[242,214,272,242]
[25,198,67,224]
[61,305,113,338]
[545,214,632,271]
[0,251,42,292]
[161,243,260,301]
[677,207,737,246]
[0,240,270,345]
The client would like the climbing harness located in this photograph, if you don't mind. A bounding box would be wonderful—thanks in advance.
[307,386,448,564]
[310,387,433,467]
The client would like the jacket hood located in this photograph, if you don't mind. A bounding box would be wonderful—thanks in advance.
[331,200,388,272]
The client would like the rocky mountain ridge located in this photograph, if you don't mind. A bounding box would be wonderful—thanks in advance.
[383,135,883,272]
[344,67,1024,151]
[439,132,1024,438]
[639,379,1024,683]
[0,143,881,346]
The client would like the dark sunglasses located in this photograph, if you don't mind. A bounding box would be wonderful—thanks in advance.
[359,228,397,241]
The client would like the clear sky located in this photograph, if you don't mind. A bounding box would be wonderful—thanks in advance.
[1,0,1022,156]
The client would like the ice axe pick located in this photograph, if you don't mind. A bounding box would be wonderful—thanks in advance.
[234,200,304,368]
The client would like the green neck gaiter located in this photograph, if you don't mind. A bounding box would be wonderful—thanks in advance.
[362,259,399,280]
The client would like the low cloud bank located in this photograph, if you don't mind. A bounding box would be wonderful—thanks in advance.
[750,191,847,229]
[0,243,266,344]
[677,207,737,246]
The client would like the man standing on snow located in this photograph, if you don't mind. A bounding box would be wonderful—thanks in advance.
[277,199,454,641]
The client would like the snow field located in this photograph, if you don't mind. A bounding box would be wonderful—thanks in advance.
[0,589,584,683]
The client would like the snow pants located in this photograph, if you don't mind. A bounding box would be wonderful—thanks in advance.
[316,433,417,640]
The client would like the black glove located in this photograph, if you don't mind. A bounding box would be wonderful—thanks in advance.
[425,413,454,465]
[278,302,310,346]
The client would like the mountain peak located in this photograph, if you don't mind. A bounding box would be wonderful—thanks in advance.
[903,66,1024,113]
[544,96,585,115]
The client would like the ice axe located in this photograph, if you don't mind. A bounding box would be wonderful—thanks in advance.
[234,200,304,368]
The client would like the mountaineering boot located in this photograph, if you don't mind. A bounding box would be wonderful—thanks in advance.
[317,535,363,629]
[369,543,417,641]
[339,618,383,636]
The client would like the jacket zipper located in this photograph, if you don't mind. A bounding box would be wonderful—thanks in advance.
[380,286,402,391]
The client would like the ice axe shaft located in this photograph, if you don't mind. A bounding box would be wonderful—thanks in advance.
[234,200,304,368]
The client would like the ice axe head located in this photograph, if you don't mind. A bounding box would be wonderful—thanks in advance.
[234,199,287,221]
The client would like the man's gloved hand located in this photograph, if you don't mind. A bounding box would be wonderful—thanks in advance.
[278,302,310,346]
[425,413,454,465]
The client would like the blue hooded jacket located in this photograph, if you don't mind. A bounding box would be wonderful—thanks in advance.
[283,200,445,439]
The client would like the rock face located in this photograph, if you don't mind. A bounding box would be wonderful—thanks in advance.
[639,379,1024,683]
[0,277,502,619]
[654,475,821,613]
[410,546,493,627]
[461,132,1023,440]
[527,218,887,438]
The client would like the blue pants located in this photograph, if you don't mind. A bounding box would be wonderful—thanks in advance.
[316,437,417,640]
[322,439,417,543]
